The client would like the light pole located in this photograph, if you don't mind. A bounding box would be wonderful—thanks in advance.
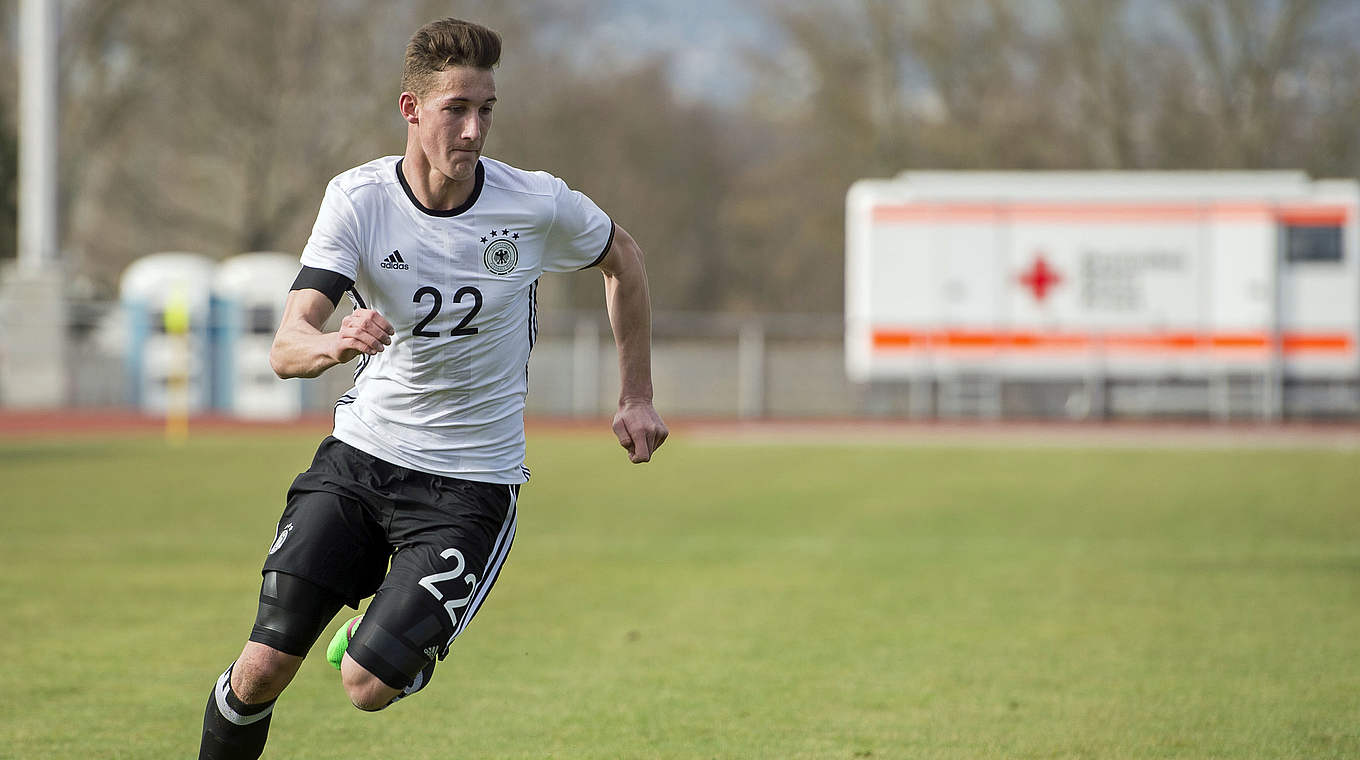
[2,0,66,408]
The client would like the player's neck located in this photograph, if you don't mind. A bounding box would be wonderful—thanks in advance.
[400,152,478,212]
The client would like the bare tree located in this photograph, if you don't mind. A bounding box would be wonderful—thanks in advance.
[15,0,1360,313]
[57,0,656,294]
[1175,0,1326,167]
[1051,0,1144,168]
[491,59,735,313]
[60,0,404,289]
[734,0,1360,313]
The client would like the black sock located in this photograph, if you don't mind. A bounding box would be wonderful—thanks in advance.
[199,663,277,760]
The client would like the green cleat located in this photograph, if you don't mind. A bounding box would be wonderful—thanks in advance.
[326,614,363,670]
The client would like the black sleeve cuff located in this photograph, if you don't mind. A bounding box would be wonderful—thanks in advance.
[579,221,616,270]
[290,266,354,307]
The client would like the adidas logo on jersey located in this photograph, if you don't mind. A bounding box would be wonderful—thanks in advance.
[380,250,410,270]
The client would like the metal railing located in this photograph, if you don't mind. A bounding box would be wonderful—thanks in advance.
[5,300,1358,421]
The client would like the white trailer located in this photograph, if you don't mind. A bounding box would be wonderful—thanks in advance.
[213,252,303,419]
[120,252,217,415]
[845,171,1360,419]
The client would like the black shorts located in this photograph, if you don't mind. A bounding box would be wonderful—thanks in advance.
[259,437,518,682]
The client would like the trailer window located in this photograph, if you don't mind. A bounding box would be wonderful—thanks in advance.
[1285,225,1343,263]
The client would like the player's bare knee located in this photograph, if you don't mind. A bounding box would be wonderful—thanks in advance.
[340,656,399,711]
[347,686,391,712]
[233,641,303,703]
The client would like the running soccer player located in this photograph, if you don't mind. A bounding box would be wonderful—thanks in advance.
[198,18,667,759]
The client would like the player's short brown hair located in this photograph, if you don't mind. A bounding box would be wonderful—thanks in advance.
[402,18,501,97]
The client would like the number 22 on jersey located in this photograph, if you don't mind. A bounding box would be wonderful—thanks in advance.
[412,285,483,337]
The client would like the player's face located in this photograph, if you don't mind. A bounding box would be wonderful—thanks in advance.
[414,66,496,183]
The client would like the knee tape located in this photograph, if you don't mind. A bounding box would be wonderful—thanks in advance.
[347,590,447,689]
[249,572,342,657]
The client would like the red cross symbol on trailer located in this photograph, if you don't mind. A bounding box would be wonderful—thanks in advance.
[1018,254,1062,302]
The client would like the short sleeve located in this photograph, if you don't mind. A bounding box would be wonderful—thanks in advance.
[299,179,363,281]
[542,176,615,273]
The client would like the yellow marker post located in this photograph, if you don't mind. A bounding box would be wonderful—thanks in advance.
[164,288,191,445]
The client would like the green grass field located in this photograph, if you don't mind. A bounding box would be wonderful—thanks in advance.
[1,428,1358,759]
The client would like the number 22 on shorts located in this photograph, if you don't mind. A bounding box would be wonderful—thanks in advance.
[418,547,479,629]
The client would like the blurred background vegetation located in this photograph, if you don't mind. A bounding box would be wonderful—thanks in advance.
[0,0,1357,314]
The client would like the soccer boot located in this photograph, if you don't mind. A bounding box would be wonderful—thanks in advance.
[326,614,363,670]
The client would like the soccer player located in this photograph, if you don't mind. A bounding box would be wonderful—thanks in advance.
[198,17,667,759]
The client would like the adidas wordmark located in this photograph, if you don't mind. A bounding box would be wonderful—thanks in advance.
[380,250,410,270]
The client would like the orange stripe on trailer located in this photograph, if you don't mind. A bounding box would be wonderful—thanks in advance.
[1009,332,1091,350]
[1208,333,1270,350]
[1281,332,1353,352]
[1276,207,1351,226]
[1007,203,1204,222]
[871,202,1215,223]
[871,203,1354,225]
[870,329,1355,355]
[871,204,1000,223]
[1103,332,1202,351]
[871,330,928,349]
[941,330,1001,348]
[1206,202,1275,220]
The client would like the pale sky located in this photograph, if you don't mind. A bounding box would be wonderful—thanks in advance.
[590,0,773,100]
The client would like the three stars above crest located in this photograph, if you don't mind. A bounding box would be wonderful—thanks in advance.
[481,229,520,243]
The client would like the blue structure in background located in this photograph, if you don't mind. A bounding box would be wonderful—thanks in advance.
[118,251,303,419]
[119,253,216,415]
[212,253,303,419]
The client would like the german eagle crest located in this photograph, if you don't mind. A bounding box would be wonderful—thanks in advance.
[482,229,519,275]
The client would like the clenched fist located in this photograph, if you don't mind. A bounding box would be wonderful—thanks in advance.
[335,308,395,363]
[612,399,668,464]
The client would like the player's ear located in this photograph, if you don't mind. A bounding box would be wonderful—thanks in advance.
[399,92,419,125]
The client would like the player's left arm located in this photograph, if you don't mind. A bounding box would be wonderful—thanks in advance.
[598,223,668,464]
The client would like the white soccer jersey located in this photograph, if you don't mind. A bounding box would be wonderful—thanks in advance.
[298,155,614,483]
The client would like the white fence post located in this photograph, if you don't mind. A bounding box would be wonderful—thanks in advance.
[572,316,599,417]
[737,321,765,419]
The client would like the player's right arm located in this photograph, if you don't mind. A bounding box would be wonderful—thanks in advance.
[269,288,393,379]
[276,172,389,379]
